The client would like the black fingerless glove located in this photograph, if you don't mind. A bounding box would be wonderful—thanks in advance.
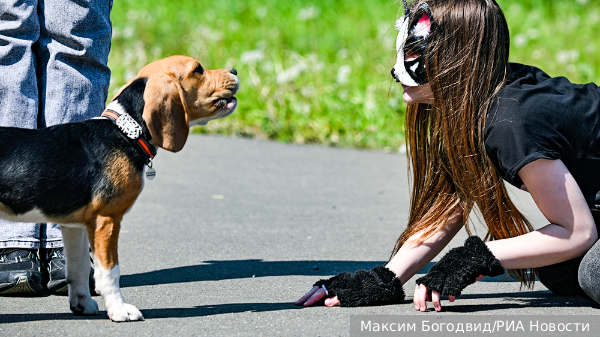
[313,265,405,307]
[416,236,504,297]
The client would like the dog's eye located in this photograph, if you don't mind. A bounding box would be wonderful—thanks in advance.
[193,65,204,75]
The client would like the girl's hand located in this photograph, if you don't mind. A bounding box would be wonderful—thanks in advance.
[297,266,404,307]
[414,236,503,311]
[414,284,452,312]
[413,278,483,312]
[295,286,340,307]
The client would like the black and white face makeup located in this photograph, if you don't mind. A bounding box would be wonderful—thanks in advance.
[391,1,434,87]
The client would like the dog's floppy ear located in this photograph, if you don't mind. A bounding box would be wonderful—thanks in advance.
[142,74,189,152]
[111,78,136,101]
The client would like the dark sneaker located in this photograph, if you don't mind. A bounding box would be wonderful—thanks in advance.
[0,248,44,296]
[41,247,96,296]
[42,247,68,294]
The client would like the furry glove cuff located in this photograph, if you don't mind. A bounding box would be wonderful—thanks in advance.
[313,266,405,307]
[415,236,504,297]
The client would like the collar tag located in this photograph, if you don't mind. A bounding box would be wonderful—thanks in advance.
[146,160,156,180]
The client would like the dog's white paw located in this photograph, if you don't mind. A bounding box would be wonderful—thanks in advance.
[108,303,144,322]
[69,294,99,316]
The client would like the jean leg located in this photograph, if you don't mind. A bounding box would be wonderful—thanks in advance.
[39,224,63,248]
[578,239,600,304]
[0,0,39,128]
[36,0,112,247]
[37,0,112,126]
[0,222,40,249]
[0,0,41,249]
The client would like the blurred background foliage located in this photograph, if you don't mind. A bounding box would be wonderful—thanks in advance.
[108,0,600,152]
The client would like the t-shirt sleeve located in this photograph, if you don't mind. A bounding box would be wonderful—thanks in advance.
[485,99,564,187]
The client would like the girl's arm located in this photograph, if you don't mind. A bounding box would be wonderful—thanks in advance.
[487,158,597,268]
[386,209,464,284]
[415,158,598,312]
[296,209,464,307]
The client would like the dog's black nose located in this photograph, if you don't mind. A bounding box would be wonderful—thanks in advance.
[230,68,237,75]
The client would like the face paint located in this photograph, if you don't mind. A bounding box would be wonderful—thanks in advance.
[392,1,434,87]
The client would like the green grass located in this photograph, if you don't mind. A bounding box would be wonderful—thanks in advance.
[108,0,600,151]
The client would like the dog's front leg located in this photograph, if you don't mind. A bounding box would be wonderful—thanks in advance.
[89,215,144,322]
[60,225,99,315]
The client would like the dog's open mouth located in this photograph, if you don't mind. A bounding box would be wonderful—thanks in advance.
[215,97,237,112]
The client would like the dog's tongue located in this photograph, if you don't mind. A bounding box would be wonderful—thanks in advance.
[225,97,237,111]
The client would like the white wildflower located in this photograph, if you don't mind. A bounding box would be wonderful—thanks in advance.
[240,49,265,64]
[298,5,319,21]
[336,65,352,85]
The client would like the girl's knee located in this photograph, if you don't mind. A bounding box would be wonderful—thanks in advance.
[537,257,586,296]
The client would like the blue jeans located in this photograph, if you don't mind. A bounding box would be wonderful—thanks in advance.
[0,0,112,249]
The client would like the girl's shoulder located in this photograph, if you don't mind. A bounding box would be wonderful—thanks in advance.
[484,63,600,187]
[491,63,599,119]
[486,63,600,133]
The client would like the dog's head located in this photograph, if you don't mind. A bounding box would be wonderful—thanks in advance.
[115,55,239,152]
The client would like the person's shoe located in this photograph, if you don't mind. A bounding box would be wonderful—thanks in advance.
[42,247,68,294]
[0,248,44,296]
[41,247,96,296]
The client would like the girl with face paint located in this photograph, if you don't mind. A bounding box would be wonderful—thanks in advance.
[297,0,600,311]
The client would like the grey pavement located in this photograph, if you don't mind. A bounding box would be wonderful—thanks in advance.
[0,135,598,336]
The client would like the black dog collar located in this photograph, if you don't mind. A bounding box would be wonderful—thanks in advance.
[97,102,158,180]
[100,103,156,163]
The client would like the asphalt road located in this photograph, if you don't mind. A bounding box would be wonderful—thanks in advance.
[1,135,598,336]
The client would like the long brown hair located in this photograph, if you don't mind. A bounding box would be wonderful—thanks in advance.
[392,0,536,286]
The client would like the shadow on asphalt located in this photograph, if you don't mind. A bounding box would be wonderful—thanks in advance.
[140,291,600,318]
[2,292,597,323]
[10,261,587,323]
[121,260,403,287]
[0,303,298,323]
[120,260,516,288]
[142,302,300,319]
[0,312,108,323]
[438,291,600,312]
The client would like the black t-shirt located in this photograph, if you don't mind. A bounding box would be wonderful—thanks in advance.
[484,63,600,207]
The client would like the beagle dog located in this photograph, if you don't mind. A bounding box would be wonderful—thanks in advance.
[0,55,239,321]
